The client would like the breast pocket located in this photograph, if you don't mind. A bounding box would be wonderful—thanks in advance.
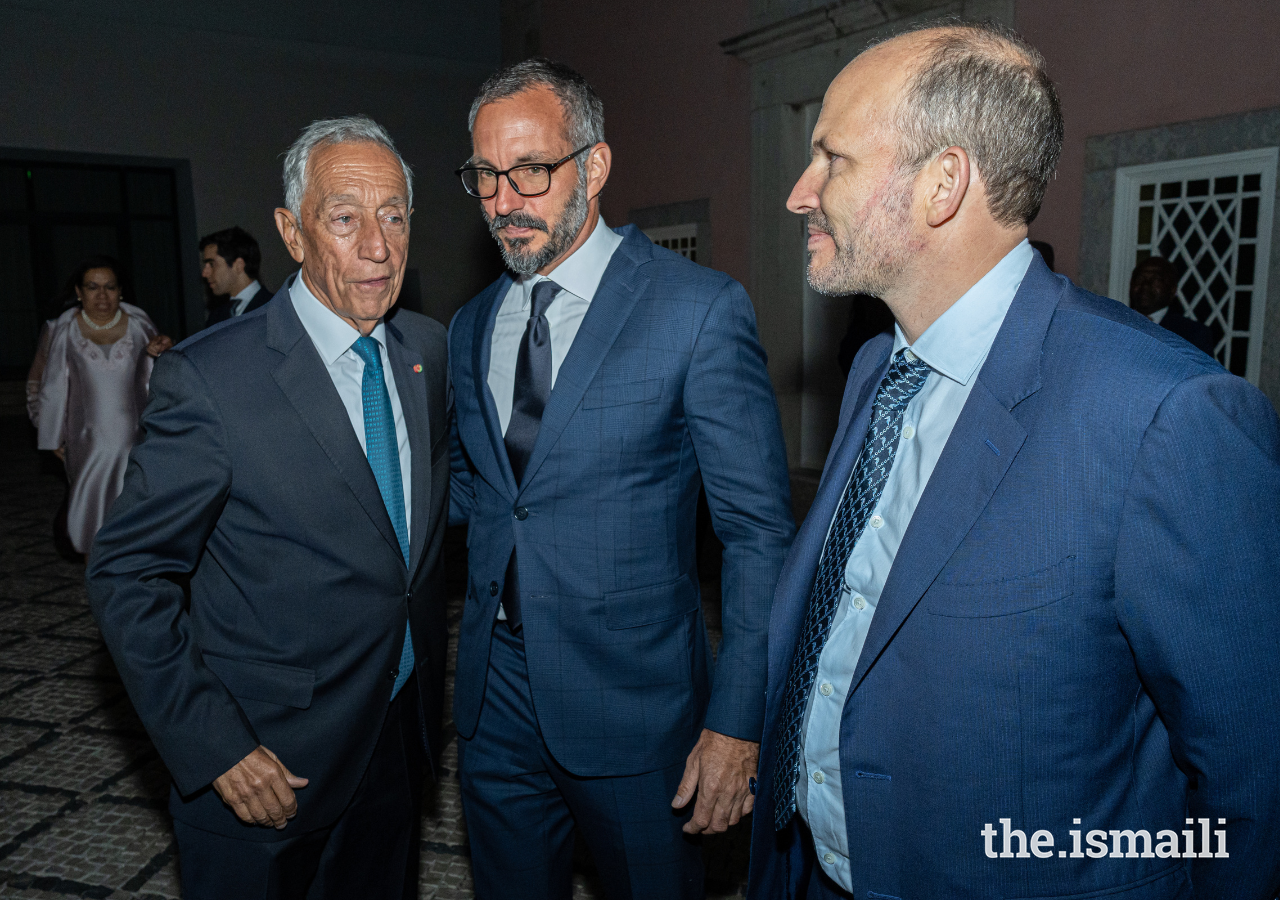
[924,555,1075,618]
[582,377,663,410]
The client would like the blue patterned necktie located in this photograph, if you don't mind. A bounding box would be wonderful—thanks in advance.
[350,335,415,699]
[771,349,932,830]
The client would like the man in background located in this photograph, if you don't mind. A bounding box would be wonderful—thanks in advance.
[751,20,1280,900]
[202,225,271,325]
[1129,255,1215,355]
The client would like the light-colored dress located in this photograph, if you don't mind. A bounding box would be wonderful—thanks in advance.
[36,303,157,553]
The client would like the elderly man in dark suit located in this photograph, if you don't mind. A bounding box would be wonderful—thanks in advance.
[449,59,795,899]
[88,116,451,900]
[750,21,1280,900]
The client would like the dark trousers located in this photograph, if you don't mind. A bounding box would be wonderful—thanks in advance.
[783,818,855,900]
[458,624,704,900]
[175,675,426,900]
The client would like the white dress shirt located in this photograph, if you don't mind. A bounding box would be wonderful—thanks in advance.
[488,216,623,435]
[289,274,412,535]
[231,280,262,317]
[797,240,1033,890]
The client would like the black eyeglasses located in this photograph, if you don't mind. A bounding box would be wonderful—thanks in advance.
[456,144,592,199]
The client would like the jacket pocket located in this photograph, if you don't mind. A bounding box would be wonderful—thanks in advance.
[604,574,699,630]
[582,377,663,409]
[924,555,1075,618]
[203,652,315,709]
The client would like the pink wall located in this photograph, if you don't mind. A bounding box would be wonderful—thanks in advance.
[1018,0,1280,282]
[540,0,753,290]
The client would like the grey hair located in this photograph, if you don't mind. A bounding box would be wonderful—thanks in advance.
[467,58,604,178]
[880,19,1063,227]
[282,115,413,220]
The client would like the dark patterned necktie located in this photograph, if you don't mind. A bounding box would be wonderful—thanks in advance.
[771,349,932,830]
[504,279,561,485]
[501,279,560,634]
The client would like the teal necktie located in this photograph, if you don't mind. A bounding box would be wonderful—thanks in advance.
[351,335,414,699]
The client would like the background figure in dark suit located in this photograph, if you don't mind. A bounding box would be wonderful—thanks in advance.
[1029,238,1055,271]
[88,116,451,900]
[750,22,1280,900]
[836,294,894,378]
[449,59,795,899]
[202,225,271,326]
[1129,255,1216,355]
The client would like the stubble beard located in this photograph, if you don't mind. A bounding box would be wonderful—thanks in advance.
[485,175,590,277]
[805,169,915,298]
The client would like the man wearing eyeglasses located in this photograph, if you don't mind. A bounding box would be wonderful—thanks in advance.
[448,58,795,899]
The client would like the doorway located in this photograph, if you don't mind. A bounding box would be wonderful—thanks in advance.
[0,150,199,379]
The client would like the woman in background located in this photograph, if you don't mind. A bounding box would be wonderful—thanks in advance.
[34,256,172,558]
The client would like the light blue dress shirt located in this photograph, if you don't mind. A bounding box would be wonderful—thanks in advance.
[488,215,623,435]
[797,240,1033,890]
[289,273,412,535]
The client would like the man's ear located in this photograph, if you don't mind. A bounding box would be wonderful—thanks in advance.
[585,142,612,202]
[274,208,306,264]
[922,145,971,228]
[231,256,246,276]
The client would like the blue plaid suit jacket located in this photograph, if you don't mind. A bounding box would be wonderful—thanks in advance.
[449,225,795,776]
[747,255,1280,900]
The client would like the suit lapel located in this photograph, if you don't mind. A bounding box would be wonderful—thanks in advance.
[385,322,431,576]
[266,286,403,564]
[847,256,1065,694]
[470,275,518,498]
[514,239,648,492]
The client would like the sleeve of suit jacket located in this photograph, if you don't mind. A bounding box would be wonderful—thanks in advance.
[685,279,796,743]
[1115,371,1280,897]
[87,347,261,796]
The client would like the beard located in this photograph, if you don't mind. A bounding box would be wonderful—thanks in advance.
[484,175,590,277]
[805,169,915,297]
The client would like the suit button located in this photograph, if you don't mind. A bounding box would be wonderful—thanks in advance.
[489,581,499,596]
[387,669,398,681]
[514,506,528,520]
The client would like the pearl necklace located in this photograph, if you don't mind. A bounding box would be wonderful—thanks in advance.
[81,308,122,331]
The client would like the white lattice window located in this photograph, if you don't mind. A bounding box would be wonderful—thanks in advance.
[1109,148,1277,382]
[644,223,699,263]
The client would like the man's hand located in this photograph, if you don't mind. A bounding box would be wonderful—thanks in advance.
[146,334,174,358]
[212,745,309,829]
[671,728,759,834]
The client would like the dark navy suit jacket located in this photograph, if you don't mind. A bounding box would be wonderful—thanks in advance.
[88,281,452,839]
[748,256,1280,899]
[206,281,272,327]
[448,225,796,775]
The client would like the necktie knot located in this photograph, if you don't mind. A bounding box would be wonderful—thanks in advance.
[351,334,383,371]
[877,350,932,411]
[530,279,561,320]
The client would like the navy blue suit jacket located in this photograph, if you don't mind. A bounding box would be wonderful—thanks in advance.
[449,225,795,776]
[748,256,1280,899]
[87,281,452,839]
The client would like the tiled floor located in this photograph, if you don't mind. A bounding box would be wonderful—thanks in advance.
[0,433,750,898]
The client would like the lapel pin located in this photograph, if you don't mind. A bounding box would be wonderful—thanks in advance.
[413,364,423,373]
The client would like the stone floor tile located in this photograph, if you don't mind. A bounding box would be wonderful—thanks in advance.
[0,602,86,635]
[0,636,101,675]
[0,722,50,765]
[0,788,71,848]
[0,576,76,603]
[0,677,122,727]
[2,729,152,794]
[2,798,172,890]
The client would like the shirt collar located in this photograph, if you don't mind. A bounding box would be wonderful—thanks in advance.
[516,216,623,309]
[231,279,260,302]
[289,272,386,366]
[893,239,1033,386]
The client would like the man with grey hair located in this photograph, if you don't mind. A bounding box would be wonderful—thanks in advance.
[449,58,794,898]
[88,115,451,899]
[750,20,1280,900]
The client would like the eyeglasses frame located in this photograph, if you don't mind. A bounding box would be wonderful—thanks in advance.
[455,144,594,199]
